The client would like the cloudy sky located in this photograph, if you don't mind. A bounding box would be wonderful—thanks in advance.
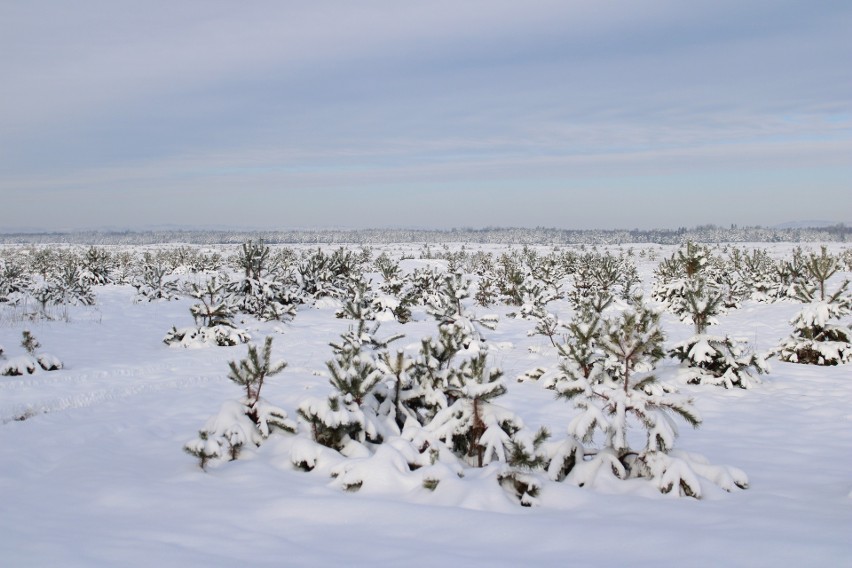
[1,1,850,231]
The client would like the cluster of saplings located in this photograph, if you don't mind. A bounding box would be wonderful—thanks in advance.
[0,246,100,320]
[1,240,847,361]
[0,330,62,376]
[184,241,849,505]
[186,323,730,505]
[2,240,847,502]
[652,243,851,368]
[0,241,371,337]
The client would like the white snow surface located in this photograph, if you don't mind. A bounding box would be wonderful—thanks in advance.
[0,242,850,567]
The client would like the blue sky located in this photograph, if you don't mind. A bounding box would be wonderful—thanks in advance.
[1,1,850,231]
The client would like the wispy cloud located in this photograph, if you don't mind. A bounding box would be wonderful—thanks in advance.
[1,1,850,229]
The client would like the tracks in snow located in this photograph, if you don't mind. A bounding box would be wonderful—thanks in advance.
[1,366,216,424]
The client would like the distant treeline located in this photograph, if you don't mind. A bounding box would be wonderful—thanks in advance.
[0,224,848,246]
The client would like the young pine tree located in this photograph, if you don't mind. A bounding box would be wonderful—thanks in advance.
[375,349,419,432]
[657,243,768,389]
[228,240,300,322]
[541,305,604,390]
[298,320,403,450]
[498,427,550,506]
[133,253,180,302]
[21,330,40,355]
[184,337,295,469]
[668,278,768,389]
[425,352,522,468]
[409,320,474,423]
[553,303,748,498]
[776,248,851,365]
[554,305,713,497]
[426,271,499,344]
[188,275,236,328]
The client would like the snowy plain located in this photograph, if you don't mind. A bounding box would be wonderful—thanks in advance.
[0,242,850,567]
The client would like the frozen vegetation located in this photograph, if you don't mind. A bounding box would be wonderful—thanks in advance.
[0,240,850,566]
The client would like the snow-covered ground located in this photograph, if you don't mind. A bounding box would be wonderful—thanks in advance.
[0,243,850,567]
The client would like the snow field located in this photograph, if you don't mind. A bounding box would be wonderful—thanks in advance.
[0,242,850,567]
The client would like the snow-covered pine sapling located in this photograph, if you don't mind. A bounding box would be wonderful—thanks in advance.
[739,247,779,302]
[650,255,682,306]
[496,252,526,306]
[27,248,55,281]
[163,324,251,348]
[407,266,441,305]
[508,277,562,348]
[805,247,842,300]
[617,260,642,304]
[555,304,747,498]
[669,334,769,389]
[668,278,768,388]
[568,252,636,313]
[541,305,604,391]
[568,261,613,314]
[665,255,767,389]
[777,299,852,365]
[682,241,708,280]
[425,352,522,467]
[652,242,716,313]
[426,270,470,322]
[776,249,851,365]
[409,320,474,423]
[678,278,724,334]
[556,306,694,486]
[164,275,251,348]
[427,271,499,342]
[513,277,561,319]
[133,253,180,302]
[3,330,63,373]
[297,247,362,300]
[523,304,599,387]
[335,277,377,321]
[21,330,40,355]
[81,246,114,286]
[53,260,96,309]
[26,258,95,320]
[714,249,750,309]
[592,253,622,293]
[598,304,667,390]
[498,427,550,506]
[1,356,37,376]
[188,275,235,328]
[528,308,564,349]
[0,258,30,305]
[297,394,365,453]
[325,335,382,414]
[183,431,219,470]
[533,251,568,295]
[184,336,295,469]
[373,251,396,279]
[235,239,268,282]
[227,239,300,322]
[773,249,807,301]
[298,320,403,450]
[374,259,415,323]
[376,349,418,432]
[227,336,290,427]
[474,272,499,307]
[29,281,57,318]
